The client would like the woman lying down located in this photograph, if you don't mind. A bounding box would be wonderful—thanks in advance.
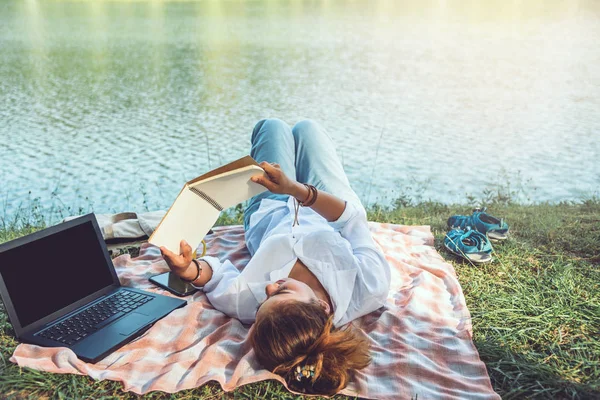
[160,119,391,395]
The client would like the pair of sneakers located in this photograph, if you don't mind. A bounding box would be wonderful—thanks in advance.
[444,208,509,264]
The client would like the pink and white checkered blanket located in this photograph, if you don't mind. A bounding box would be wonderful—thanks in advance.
[11,223,499,399]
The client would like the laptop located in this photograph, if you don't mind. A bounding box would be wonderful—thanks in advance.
[0,213,186,363]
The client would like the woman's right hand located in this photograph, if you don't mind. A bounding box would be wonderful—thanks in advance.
[160,240,196,281]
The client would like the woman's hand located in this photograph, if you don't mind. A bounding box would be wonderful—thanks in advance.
[252,161,299,196]
[160,240,197,281]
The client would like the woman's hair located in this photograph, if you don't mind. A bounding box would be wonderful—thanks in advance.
[250,299,371,395]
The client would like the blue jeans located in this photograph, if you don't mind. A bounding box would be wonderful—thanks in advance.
[243,118,363,230]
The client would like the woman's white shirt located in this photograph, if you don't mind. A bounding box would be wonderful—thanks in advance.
[194,197,391,327]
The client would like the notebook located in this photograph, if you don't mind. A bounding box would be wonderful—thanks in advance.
[0,214,186,363]
[149,155,267,253]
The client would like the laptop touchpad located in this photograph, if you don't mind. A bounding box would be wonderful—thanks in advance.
[112,312,154,336]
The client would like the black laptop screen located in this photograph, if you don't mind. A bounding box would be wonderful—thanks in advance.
[0,220,115,328]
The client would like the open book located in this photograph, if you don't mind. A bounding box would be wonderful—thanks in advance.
[149,155,267,253]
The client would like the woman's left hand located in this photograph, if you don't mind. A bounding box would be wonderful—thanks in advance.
[252,161,297,195]
[160,240,196,281]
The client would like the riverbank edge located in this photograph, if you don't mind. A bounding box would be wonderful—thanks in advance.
[0,200,598,399]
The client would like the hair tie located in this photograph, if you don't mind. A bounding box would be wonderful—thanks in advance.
[295,364,315,381]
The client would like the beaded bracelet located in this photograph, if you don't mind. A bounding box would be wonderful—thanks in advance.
[181,259,202,283]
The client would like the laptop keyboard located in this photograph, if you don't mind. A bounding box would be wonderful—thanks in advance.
[38,290,153,346]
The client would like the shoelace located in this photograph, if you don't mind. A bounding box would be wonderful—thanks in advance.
[466,231,486,251]
[448,228,488,252]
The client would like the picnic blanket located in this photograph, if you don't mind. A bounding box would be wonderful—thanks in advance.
[11,223,500,399]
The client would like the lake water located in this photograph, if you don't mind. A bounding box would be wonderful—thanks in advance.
[1,0,599,220]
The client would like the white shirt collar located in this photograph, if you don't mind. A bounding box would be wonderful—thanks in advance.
[246,266,357,327]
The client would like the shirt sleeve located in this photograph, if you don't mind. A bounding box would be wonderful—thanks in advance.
[327,200,355,232]
[192,255,260,325]
[313,202,391,325]
[329,201,384,250]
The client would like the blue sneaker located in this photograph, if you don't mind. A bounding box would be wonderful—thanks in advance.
[447,208,509,241]
[444,228,494,264]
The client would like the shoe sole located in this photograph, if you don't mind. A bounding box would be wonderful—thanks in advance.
[444,242,493,264]
[487,230,509,241]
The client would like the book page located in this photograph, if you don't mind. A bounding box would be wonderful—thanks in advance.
[149,155,267,254]
[191,165,268,210]
[148,188,220,253]
[186,155,259,186]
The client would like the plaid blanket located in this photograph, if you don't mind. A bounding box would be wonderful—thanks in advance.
[10,223,499,399]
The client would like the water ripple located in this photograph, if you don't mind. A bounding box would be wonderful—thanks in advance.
[1,0,599,220]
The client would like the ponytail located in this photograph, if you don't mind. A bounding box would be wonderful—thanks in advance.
[250,300,371,395]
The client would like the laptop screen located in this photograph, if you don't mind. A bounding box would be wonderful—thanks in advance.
[0,220,115,328]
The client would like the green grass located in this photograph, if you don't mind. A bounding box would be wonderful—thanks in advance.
[1,200,599,399]
[368,201,600,399]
